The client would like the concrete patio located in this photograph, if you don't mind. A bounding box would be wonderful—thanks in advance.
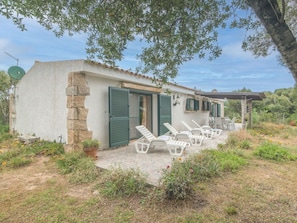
[95,125,241,186]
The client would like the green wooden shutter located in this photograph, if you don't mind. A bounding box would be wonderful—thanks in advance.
[194,100,199,111]
[109,87,130,148]
[186,98,190,110]
[158,94,171,135]
[217,104,221,117]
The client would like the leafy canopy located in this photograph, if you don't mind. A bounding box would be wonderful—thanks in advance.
[1,0,296,83]
[0,0,232,83]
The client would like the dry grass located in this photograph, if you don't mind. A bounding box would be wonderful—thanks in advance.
[1,123,297,222]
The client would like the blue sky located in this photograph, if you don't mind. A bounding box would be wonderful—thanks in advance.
[0,15,295,92]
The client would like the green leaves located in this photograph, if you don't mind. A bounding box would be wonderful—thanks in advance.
[0,0,234,83]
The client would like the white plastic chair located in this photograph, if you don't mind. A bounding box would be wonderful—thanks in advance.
[163,122,204,146]
[134,125,190,156]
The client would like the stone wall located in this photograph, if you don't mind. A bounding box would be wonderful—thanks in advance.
[64,72,92,152]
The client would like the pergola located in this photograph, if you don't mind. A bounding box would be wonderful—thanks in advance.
[195,91,266,128]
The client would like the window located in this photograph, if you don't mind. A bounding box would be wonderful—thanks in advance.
[186,98,199,111]
[202,100,210,111]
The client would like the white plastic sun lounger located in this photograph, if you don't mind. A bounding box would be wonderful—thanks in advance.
[192,120,222,136]
[181,121,214,139]
[163,122,204,146]
[134,125,190,156]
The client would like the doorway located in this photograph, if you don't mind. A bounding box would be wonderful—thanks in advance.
[129,93,152,139]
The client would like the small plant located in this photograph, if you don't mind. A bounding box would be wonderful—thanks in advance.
[81,139,100,151]
[225,205,238,215]
[239,140,251,150]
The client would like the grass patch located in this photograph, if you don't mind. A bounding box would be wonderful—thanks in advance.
[253,141,297,161]
[205,149,248,172]
[1,140,64,170]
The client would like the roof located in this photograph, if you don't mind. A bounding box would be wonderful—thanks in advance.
[195,91,266,100]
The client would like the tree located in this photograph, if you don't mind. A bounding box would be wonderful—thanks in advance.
[1,0,296,84]
[0,71,13,124]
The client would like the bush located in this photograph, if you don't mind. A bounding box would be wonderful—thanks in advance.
[100,167,147,197]
[253,142,297,161]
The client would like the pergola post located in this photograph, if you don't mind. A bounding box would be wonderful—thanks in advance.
[247,99,252,128]
[241,97,247,129]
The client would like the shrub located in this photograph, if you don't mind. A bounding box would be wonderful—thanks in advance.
[253,142,297,161]
[160,153,220,200]
[100,167,147,197]
[160,160,193,200]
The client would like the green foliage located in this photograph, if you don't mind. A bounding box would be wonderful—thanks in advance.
[253,142,297,162]
[0,1,233,83]
[81,139,100,149]
[99,167,147,197]
[68,157,99,184]
[160,148,248,200]
[239,140,252,150]
[225,205,238,215]
[0,125,13,143]
[8,156,32,168]
[56,151,99,184]
[0,71,15,124]
[56,151,84,174]
[24,140,65,156]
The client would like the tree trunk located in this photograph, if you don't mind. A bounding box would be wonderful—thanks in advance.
[247,0,297,83]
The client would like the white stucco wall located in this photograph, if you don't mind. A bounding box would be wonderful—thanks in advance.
[14,60,85,143]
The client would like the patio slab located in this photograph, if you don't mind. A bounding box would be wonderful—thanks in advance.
[95,125,240,186]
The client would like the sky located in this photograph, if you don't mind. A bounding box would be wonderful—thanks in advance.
[0,15,295,92]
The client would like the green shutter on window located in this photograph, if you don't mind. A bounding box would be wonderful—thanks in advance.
[194,100,199,111]
[217,104,221,117]
[211,103,214,116]
[186,98,191,110]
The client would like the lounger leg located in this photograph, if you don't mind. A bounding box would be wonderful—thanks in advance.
[168,145,184,156]
[134,142,150,154]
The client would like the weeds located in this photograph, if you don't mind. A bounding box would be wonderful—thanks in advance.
[56,151,99,184]
[99,167,148,197]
